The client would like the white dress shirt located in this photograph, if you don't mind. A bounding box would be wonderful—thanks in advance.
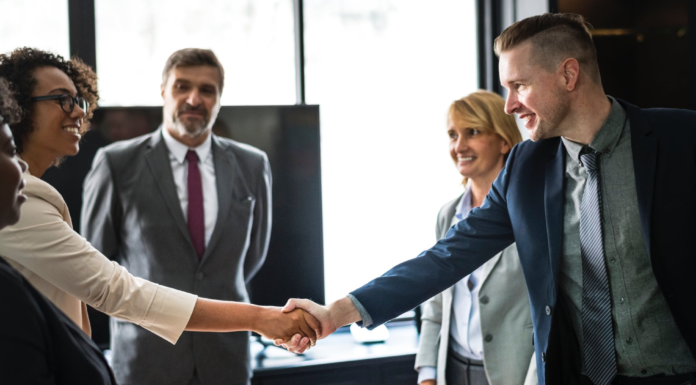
[449,185,485,362]
[418,184,486,383]
[161,127,218,246]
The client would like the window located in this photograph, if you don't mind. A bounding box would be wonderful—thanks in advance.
[0,0,70,58]
[305,0,479,301]
[95,0,296,106]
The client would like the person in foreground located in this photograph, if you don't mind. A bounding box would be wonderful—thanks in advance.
[81,48,272,385]
[0,78,115,384]
[281,13,696,385]
[0,47,318,373]
[416,91,535,385]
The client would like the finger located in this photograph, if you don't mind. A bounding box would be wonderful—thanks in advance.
[303,311,322,339]
[273,339,284,346]
[294,336,310,354]
[284,298,316,314]
[295,314,316,343]
[281,299,297,313]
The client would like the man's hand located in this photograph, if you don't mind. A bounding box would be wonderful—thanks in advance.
[254,307,320,347]
[420,380,436,385]
[275,297,361,353]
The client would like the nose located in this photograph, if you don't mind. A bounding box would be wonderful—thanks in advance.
[186,89,202,106]
[455,135,469,153]
[504,92,518,115]
[71,103,87,119]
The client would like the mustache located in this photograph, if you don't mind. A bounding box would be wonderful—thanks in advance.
[178,104,206,116]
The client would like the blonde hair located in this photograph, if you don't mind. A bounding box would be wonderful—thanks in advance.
[448,90,523,186]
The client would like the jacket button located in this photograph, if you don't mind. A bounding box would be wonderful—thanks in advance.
[484,334,493,342]
[542,352,546,362]
[546,306,552,315]
[196,272,204,280]
[480,296,489,304]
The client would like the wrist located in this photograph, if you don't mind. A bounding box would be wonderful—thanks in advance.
[249,305,272,334]
[327,297,361,329]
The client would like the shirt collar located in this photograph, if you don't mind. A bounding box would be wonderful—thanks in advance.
[161,125,213,164]
[454,180,473,222]
[561,95,627,163]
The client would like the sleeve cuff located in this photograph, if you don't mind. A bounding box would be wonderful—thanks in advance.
[138,285,198,344]
[417,366,437,383]
[346,293,373,328]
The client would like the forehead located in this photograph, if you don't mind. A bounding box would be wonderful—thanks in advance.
[32,66,77,95]
[166,65,220,89]
[498,41,540,84]
[0,123,11,143]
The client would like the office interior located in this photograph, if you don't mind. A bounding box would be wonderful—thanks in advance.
[1,0,694,384]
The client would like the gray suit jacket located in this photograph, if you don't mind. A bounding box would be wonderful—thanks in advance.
[415,194,537,385]
[82,129,272,385]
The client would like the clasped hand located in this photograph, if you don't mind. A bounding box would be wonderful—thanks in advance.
[255,306,321,349]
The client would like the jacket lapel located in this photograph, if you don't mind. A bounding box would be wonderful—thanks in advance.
[620,99,657,259]
[480,252,503,287]
[545,140,566,290]
[200,136,238,264]
[144,131,194,255]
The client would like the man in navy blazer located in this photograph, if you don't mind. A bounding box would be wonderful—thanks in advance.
[280,13,696,385]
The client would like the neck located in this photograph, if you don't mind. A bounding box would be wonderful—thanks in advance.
[20,146,55,178]
[469,175,496,208]
[166,125,211,148]
[560,89,612,145]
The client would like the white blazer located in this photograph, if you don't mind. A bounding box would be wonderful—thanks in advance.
[0,170,197,344]
[415,194,538,385]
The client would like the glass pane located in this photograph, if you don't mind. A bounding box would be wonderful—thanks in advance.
[0,0,70,58]
[305,0,480,302]
[96,0,296,106]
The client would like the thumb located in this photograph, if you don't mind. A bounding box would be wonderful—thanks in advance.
[282,299,298,313]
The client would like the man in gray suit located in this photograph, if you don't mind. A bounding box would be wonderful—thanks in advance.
[82,48,271,385]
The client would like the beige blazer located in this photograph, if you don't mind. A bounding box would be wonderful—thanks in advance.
[0,170,197,344]
[415,194,537,385]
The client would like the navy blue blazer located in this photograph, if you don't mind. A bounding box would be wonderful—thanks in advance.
[351,99,696,385]
[0,258,115,384]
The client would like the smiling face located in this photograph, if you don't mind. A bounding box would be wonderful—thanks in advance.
[23,66,86,160]
[0,123,28,229]
[162,65,221,146]
[499,41,571,142]
[447,116,510,183]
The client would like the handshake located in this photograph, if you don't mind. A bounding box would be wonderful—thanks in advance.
[254,297,361,353]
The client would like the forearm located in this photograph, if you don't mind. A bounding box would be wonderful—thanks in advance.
[327,297,362,329]
[185,298,265,333]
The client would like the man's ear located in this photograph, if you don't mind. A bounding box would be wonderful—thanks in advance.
[560,58,580,91]
[161,84,165,99]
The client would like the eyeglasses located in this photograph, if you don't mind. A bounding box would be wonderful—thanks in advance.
[31,94,89,114]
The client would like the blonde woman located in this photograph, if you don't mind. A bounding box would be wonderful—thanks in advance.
[415,91,536,385]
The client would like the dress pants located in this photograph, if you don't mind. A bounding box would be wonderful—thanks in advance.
[445,348,489,385]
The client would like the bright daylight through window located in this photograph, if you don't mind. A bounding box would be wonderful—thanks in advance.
[96,0,296,106]
[0,0,70,58]
[304,0,478,302]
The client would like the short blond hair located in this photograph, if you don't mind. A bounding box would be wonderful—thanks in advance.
[494,13,601,83]
[448,91,523,185]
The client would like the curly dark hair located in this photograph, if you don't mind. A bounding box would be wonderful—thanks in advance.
[0,77,21,125]
[0,47,99,154]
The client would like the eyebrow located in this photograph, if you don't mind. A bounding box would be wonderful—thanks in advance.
[48,88,76,95]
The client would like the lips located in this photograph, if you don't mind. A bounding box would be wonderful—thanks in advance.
[63,126,80,135]
[520,114,536,129]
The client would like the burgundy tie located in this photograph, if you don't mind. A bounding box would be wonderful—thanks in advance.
[186,150,205,259]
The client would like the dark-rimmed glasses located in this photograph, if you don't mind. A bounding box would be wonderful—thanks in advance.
[31,94,89,114]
